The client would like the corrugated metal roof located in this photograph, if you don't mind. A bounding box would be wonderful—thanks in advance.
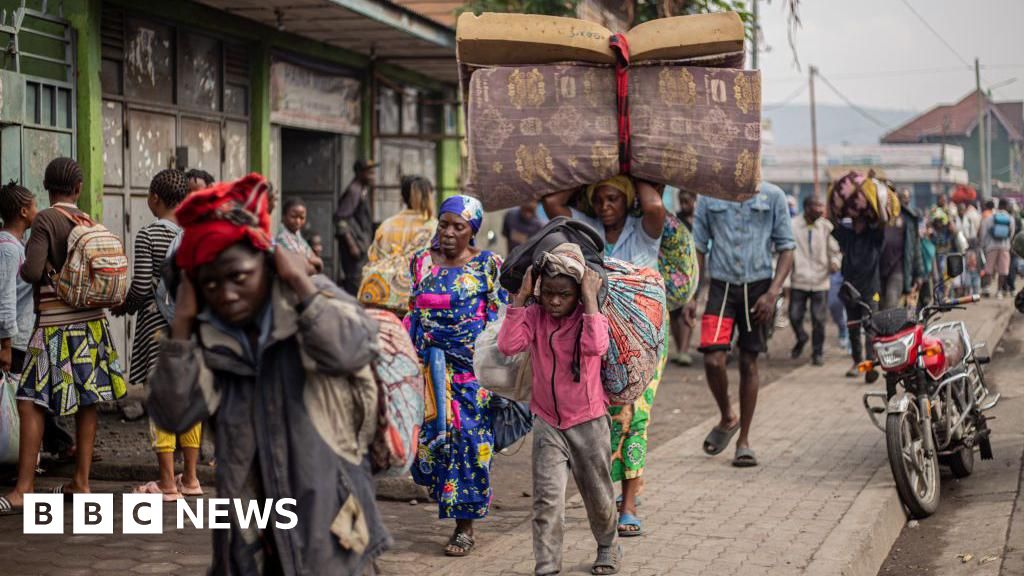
[883,90,1023,144]
[197,0,457,83]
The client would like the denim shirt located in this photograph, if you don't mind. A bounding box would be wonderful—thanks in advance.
[692,182,796,284]
[0,231,35,351]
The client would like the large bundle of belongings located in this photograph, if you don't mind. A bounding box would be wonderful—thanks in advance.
[828,170,901,225]
[458,11,761,211]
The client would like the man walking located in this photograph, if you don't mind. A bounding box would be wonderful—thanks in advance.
[833,217,885,378]
[694,182,795,468]
[335,159,376,295]
[879,197,925,310]
[788,196,840,366]
[980,198,1017,298]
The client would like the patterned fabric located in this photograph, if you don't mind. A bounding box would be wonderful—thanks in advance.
[17,319,126,416]
[659,213,699,311]
[52,207,129,309]
[828,171,901,225]
[408,249,508,519]
[123,219,179,386]
[600,257,667,405]
[276,228,314,259]
[366,308,425,476]
[434,196,484,249]
[464,64,761,211]
[359,211,435,313]
[609,343,667,481]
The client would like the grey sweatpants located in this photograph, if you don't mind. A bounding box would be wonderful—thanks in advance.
[533,416,618,575]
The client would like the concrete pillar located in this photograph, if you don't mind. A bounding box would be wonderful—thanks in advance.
[64,0,103,219]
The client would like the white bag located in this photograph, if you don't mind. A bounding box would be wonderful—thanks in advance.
[473,308,531,400]
[0,373,20,464]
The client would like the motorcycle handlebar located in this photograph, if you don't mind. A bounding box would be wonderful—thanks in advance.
[951,294,981,306]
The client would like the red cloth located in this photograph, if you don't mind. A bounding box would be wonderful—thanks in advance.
[175,172,272,276]
[609,33,631,175]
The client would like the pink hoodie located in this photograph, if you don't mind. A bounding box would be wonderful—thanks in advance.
[497,304,610,430]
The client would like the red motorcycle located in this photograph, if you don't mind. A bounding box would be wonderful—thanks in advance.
[847,255,999,518]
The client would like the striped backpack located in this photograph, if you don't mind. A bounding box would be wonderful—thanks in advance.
[52,207,129,309]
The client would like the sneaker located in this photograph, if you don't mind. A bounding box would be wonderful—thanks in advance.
[812,354,824,366]
[671,352,693,367]
[837,336,850,351]
[791,339,807,359]
[845,364,859,378]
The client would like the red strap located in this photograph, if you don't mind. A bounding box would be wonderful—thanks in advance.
[609,33,631,175]
[52,206,93,227]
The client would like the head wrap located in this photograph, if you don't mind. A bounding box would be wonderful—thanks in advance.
[175,172,273,276]
[930,207,949,225]
[539,243,586,284]
[434,195,484,248]
[585,175,636,211]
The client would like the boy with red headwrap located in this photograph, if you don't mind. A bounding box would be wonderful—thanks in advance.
[147,173,389,575]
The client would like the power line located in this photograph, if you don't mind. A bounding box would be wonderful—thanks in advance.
[764,83,806,110]
[769,63,1024,83]
[900,0,972,69]
[815,71,892,129]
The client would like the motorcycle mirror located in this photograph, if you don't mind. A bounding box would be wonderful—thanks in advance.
[946,253,964,279]
[839,282,861,306]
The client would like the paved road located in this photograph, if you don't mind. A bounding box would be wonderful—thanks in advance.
[880,314,1024,576]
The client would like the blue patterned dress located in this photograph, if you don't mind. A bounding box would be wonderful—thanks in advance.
[407,249,507,519]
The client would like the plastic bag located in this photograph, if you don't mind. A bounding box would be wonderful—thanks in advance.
[0,373,19,464]
[473,308,530,400]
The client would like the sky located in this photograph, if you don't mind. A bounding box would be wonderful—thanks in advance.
[756,0,1024,114]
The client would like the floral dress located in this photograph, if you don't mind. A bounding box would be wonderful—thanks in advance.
[407,249,507,519]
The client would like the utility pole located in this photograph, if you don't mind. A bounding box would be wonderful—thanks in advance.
[975,58,988,199]
[810,65,819,196]
[751,0,759,69]
[938,115,949,198]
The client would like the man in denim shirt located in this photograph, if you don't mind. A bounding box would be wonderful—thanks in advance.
[693,182,795,467]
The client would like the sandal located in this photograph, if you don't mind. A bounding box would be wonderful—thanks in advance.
[617,512,643,537]
[50,483,76,501]
[614,494,642,511]
[0,495,22,516]
[732,447,759,468]
[133,481,182,502]
[175,474,204,496]
[702,422,740,456]
[444,530,475,557]
[592,543,623,575]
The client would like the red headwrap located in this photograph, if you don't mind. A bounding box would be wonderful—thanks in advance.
[175,172,273,276]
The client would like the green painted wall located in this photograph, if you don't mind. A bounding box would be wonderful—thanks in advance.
[250,42,272,175]
[65,0,103,219]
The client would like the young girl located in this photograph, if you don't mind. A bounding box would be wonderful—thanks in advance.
[117,169,201,500]
[277,197,323,274]
[497,243,621,576]
[1,157,126,512]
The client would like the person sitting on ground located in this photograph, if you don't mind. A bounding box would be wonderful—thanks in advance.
[185,168,215,192]
[147,173,388,574]
[789,195,841,366]
[276,197,323,274]
[498,244,621,576]
[114,169,202,501]
[692,182,795,468]
[543,175,666,537]
[0,158,127,514]
[980,198,1016,299]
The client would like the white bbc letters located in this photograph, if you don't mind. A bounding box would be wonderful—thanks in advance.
[23,493,64,534]
[122,494,163,534]
[73,493,114,534]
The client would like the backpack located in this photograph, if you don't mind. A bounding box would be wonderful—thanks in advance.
[365,308,425,476]
[153,221,183,324]
[52,207,128,309]
[992,212,1012,240]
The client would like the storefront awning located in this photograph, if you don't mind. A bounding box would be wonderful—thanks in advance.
[197,0,458,83]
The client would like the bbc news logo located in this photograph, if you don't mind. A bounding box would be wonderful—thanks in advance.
[23,494,298,534]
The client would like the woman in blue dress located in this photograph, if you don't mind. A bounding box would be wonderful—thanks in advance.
[408,195,507,556]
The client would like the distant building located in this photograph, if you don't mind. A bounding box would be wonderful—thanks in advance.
[762,143,968,210]
[882,90,1024,196]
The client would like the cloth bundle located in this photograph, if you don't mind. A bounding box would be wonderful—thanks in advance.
[464,63,761,211]
[366,308,425,477]
[358,227,432,313]
[659,213,699,311]
[828,171,901,225]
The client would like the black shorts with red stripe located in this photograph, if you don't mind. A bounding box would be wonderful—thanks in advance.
[698,278,773,354]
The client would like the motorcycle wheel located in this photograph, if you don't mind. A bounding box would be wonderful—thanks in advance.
[886,404,941,518]
[943,445,975,478]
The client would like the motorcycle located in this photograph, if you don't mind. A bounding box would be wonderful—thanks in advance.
[845,253,1000,518]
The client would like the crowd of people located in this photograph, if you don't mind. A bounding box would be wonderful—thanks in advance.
[0,156,1019,575]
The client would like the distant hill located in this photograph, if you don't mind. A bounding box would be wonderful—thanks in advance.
[763,104,919,147]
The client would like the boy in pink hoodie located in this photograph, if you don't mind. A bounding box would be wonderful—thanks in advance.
[498,243,620,576]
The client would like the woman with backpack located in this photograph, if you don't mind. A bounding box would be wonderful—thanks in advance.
[0,157,126,512]
[113,169,202,500]
[408,195,508,557]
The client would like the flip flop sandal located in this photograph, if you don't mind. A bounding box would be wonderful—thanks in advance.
[444,531,475,557]
[175,474,205,496]
[133,481,183,502]
[732,447,759,468]
[617,512,643,537]
[592,543,623,575]
[50,483,75,501]
[0,495,22,516]
[703,423,740,456]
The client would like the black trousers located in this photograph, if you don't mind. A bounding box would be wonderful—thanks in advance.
[789,289,828,356]
[844,298,878,364]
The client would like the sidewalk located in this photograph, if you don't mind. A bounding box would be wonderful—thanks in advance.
[439,300,1015,576]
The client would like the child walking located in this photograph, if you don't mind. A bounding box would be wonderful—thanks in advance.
[115,169,201,500]
[498,243,621,576]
